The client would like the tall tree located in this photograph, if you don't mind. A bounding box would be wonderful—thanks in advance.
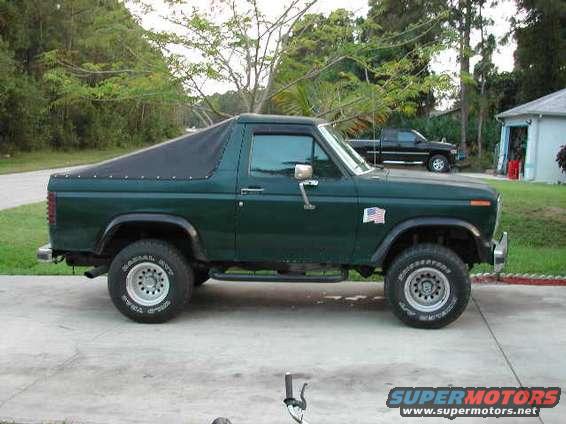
[473,0,496,159]
[366,0,448,115]
[513,0,566,102]
[457,0,473,152]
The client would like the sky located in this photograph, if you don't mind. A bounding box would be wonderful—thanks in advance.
[129,0,518,109]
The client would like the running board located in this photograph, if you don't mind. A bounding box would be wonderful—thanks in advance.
[209,269,348,283]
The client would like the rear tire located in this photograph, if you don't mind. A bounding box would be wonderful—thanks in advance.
[385,244,470,329]
[428,154,449,173]
[108,239,193,323]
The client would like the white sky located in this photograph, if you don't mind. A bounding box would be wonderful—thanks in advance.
[128,0,517,108]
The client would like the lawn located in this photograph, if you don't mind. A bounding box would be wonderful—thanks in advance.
[0,180,564,276]
[0,146,139,175]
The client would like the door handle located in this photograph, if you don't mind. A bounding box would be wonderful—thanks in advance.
[240,187,264,195]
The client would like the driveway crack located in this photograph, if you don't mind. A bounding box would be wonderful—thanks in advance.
[0,348,82,410]
[472,294,544,424]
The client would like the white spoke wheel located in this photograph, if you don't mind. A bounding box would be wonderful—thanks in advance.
[126,262,170,306]
[403,267,450,312]
[108,239,193,323]
[385,244,470,329]
[428,155,449,173]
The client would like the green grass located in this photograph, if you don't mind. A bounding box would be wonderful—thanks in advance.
[0,146,140,175]
[0,203,80,275]
[471,180,566,275]
[0,180,564,275]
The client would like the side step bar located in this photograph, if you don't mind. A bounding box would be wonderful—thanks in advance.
[210,269,348,283]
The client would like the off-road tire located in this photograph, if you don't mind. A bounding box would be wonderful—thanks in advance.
[385,244,470,329]
[108,239,193,323]
[193,268,210,287]
[428,154,450,173]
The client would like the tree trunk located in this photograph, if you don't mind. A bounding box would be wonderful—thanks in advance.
[477,100,484,159]
[476,0,484,160]
[459,0,472,153]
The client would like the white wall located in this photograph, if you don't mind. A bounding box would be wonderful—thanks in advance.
[535,117,566,183]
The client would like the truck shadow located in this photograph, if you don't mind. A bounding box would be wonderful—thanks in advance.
[185,280,388,313]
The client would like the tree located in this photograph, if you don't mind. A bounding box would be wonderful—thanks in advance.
[0,0,184,152]
[271,7,450,134]
[366,0,448,115]
[473,0,496,159]
[457,0,474,153]
[513,0,566,102]
[142,0,317,117]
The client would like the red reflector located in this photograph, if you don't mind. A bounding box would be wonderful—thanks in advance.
[470,199,491,207]
[47,192,56,225]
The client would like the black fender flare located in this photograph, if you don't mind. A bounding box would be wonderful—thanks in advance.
[371,217,491,266]
[95,213,207,261]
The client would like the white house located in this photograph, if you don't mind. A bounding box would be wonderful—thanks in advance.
[496,88,566,183]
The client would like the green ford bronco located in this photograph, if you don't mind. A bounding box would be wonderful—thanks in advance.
[38,114,507,328]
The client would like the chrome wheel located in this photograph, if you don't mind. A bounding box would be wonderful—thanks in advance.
[432,158,446,172]
[126,262,170,306]
[403,267,450,312]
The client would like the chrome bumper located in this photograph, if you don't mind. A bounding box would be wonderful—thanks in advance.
[493,232,508,273]
[37,244,54,263]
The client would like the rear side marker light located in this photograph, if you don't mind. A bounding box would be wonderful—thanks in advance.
[470,199,491,207]
[47,192,56,225]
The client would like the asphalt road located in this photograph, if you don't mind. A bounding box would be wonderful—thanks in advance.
[0,277,564,424]
[0,167,81,211]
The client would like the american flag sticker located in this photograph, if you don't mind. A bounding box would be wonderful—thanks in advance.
[363,206,386,224]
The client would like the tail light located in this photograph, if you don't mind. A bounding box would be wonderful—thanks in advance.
[47,192,56,225]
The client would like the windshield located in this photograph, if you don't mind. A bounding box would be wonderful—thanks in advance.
[412,129,427,141]
[318,124,372,175]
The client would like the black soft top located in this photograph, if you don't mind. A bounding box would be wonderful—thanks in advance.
[55,118,236,181]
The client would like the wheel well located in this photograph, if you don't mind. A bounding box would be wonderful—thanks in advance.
[381,225,480,272]
[99,222,194,260]
[429,152,449,160]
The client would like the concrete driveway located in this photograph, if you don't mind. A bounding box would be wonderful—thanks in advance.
[0,277,564,424]
[0,167,81,211]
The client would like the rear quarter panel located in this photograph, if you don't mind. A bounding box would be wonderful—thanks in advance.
[48,123,244,261]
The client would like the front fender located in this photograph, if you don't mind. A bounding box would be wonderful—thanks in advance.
[371,217,491,266]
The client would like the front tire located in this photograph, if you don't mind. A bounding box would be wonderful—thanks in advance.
[385,244,470,329]
[428,154,449,173]
[108,239,193,323]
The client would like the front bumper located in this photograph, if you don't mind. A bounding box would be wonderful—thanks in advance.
[492,232,508,273]
[37,244,54,263]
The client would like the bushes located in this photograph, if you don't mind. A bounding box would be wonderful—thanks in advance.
[557,145,566,173]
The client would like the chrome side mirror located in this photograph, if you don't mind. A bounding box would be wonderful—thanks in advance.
[294,164,313,180]
[294,164,317,210]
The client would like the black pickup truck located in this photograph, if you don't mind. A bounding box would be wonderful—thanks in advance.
[349,128,459,172]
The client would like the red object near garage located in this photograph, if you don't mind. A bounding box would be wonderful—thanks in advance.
[507,160,520,179]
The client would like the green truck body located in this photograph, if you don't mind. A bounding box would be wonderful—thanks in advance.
[39,114,507,327]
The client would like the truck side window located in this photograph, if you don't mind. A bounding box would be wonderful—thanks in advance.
[250,134,312,178]
[250,134,342,179]
[398,131,416,143]
[313,142,341,179]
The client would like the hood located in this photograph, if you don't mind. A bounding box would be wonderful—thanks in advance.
[359,168,498,200]
[425,140,457,149]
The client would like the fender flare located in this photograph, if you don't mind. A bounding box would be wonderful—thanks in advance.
[95,213,207,261]
[371,217,491,266]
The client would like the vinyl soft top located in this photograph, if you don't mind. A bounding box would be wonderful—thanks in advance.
[55,118,236,181]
